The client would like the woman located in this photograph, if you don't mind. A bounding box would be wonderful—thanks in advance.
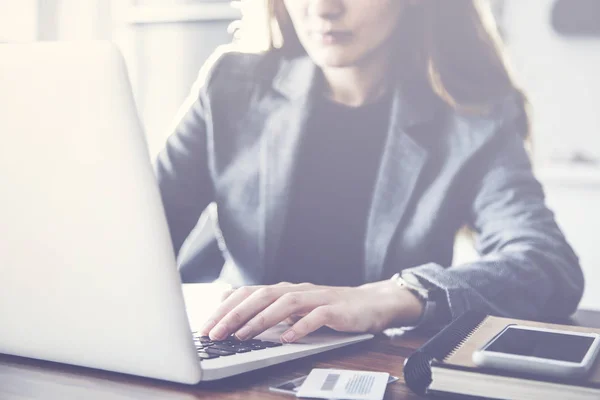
[155,0,584,343]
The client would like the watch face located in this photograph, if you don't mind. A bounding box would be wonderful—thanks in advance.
[400,275,429,299]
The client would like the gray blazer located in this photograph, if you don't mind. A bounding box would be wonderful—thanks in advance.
[155,48,584,321]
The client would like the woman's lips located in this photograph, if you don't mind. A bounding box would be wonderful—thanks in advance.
[309,31,353,45]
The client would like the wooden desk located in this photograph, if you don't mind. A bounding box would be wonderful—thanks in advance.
[1,310,598,400]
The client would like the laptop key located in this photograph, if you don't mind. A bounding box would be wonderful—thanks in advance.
[197,351,220,360]
[263,341,283,347]
[235,347,252,353]
[205,348,236,357]
[211,344,238,351]
[212,344,253,353]
[207,336,280,351]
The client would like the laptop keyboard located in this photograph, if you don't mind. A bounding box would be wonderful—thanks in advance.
[192,331,283,360]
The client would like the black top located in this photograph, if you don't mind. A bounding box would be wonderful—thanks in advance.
[272,93,392,286]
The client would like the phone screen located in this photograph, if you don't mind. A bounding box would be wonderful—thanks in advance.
[484,326,596,363]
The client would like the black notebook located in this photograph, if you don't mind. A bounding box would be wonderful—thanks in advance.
[403,311,600,399]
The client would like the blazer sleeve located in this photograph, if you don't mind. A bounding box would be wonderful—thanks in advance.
[154,51,226,256]
[403,109,584,321]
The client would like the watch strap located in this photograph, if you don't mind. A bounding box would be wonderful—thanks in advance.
[391,272,437,328]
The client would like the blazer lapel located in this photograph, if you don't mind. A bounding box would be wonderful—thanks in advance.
[364,87,436,282]
[259,56,320,281]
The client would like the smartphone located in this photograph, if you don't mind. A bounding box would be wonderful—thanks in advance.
[472,324,600,378]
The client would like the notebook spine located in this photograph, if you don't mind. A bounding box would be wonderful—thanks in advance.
[403,311,488,396]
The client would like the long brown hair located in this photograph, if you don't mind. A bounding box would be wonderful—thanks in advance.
[237,0,529,134]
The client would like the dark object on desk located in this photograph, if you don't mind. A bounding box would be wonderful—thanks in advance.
[403,311,486,395]
[404,312,600,399]
[552,0,600,37]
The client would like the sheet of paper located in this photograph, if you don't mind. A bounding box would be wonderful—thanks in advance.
[270,374,398,396]
[295,369,390,400]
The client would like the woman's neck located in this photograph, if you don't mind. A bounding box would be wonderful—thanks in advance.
[321,51,392,107]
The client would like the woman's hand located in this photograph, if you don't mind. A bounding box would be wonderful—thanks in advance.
[199,280,424,343]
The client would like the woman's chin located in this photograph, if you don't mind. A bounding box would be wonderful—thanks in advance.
[306,50,362,69]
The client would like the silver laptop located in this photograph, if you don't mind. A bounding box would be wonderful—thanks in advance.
[0,41,372,384]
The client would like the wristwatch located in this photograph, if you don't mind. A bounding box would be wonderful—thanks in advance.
[390,272,438,328]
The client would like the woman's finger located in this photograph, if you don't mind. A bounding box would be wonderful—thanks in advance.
[208,284,300,340]
[284,315,302,325]
[199,285,263,336]
[280,305,339,343]
[233,290,331,340]
[219,287,236,302]
[209,283,316,340]
[217,281,291,304]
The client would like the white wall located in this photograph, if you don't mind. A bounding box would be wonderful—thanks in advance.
[503,0,600,165]
[0,0,38,41]
[499,1,600,309]
[542,176,600,310]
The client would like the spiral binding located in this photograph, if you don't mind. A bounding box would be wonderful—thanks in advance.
[444,317,487,361]
[403,311,488,396]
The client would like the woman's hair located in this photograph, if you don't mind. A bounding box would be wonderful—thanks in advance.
[236,0,529,134]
